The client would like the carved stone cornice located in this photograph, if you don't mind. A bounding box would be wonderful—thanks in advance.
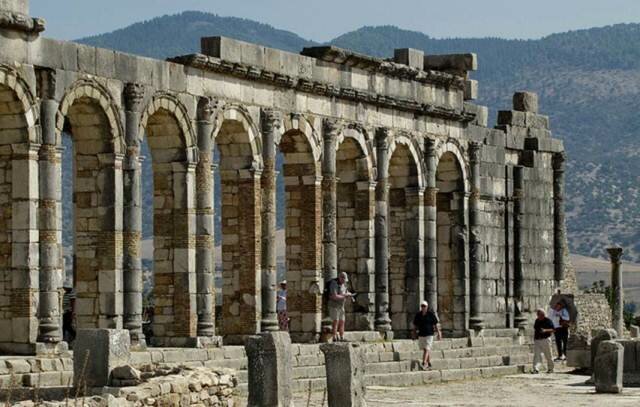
[0,10,45,34]
[124,83,145,113]
[168,54,476,124]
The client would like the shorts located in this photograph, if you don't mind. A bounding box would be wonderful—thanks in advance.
[329,305,345,321]
[418,336,434,351]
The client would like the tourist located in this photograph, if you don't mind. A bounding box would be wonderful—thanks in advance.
[532,308,555,374]
[549,301,570,361]
[277,280,289,331]
[412,301,442,370]
[328,272,352,342]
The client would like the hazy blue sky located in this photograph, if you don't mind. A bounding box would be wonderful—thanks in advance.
[31,0,640,41]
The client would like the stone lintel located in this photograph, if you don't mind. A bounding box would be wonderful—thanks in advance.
[424,53,478,72]
[394,48,425,69]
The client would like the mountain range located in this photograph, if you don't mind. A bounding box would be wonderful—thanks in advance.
[71,10,640,263]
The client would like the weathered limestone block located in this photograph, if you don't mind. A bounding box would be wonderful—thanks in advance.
[594,340,624,394]
[394,48,424,69]
[73,329,130,388]
[245,331,293,407]
[513,91,539,113]
[320,342,367,407]
[591,329,617,371]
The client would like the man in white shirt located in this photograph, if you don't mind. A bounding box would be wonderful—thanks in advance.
[549,301,570,361]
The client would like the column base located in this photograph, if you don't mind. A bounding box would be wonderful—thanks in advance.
[469,317,485,333]
[150,336,222,348]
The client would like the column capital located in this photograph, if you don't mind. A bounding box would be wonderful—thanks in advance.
[607,247,623,264]
[425,137,437,157]
[261,108,282,134]
[124,83,145,113]
[468,141,483,162]
[323,118,343,140]
[375,127,392,150]
[197,96,224,123]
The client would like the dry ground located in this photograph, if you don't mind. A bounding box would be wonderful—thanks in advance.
[292,368,640,406]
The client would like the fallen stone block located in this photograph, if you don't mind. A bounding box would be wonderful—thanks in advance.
[594,340,624,394]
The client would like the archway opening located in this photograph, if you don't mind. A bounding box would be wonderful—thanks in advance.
[435,151,465,336]
[388,143,420,337]
[278,129,321,340]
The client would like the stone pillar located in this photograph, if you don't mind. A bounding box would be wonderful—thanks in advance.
[353,179,376,331]
[11,142,41,349]
[608,247,624,337]
[322,119,339,332]
[73,329,131,388]
[590,328,617,373]
[37,95,62,344]
[260,109,281,332]
[320,342,367,407]
[552,152,566,284]
[195,98,217,338]
[512,166,526,329]
[245,332,293,407]
[122,83,145,346]
[424,138,438,313]
[468,141,484,331]
[405,186,425,329]
[594,340,624,394]
[374,128,392,333]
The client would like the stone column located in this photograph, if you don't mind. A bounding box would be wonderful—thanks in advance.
[374,128,392,333]
[195,97,217,338]
[320,342,367,407]
[322,119,339,332]
[245,332,293,407]
[468,141,484,331]
[607,247,624,337]
[424,138,438,313]
[122,83,145,346]
[552,152,566,284]
[594,340,624,394]
[512,166,526,329]
[37,94,62,344]
[260,109,281,332]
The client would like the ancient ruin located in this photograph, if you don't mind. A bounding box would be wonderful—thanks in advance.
[0,0,569,355]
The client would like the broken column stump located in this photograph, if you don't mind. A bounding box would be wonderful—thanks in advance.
[591,328,617,372]
[594,340,624,393]
[245,331,294,407]
[73,329,131,388]
[320,342,367,407]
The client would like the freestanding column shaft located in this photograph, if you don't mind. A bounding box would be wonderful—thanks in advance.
[195,97,217,337]
[260,109,281,332]
[553,152,566,284]
[37,90,62,343]
[424,138,438,313]
[512,166,526,329]
[607,247,624,337]
[122,83,145,345]
[468,141,484,331]
[374,128,392,333]
[322,119,340,332]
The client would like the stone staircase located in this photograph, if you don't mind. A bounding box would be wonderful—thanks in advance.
[0,333,532,394]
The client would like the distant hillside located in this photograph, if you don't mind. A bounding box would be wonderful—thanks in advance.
[76,13,640,263]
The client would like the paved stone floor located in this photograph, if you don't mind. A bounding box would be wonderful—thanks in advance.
[292,368,640,406]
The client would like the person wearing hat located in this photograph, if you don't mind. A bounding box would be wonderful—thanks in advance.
[328,271,353,342]
[277,280,289,331]
[412,300,441,370]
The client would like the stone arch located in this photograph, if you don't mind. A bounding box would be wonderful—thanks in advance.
[214,104,263,340]
[140,92,198,342]
[57,79,125,329]
[0,65,40,348]
[388,134,424,336]
[336,126,376,330]
[435,147,467,336]
[57,79,125,153]
[278,116,323,340]
[434,138,470,193]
